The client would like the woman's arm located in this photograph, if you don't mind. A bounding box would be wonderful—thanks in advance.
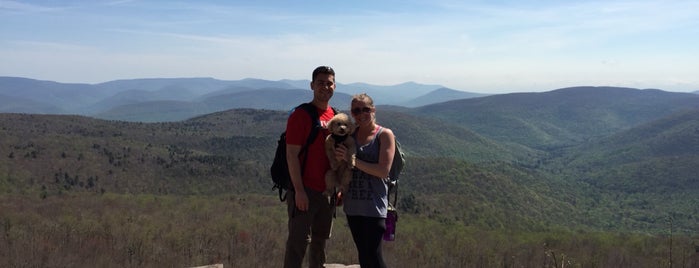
[338,128,395,179]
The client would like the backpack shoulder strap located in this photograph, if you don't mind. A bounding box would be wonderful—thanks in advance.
[293,103,331,182]
[296,103,337,147]
[295,103,322,150]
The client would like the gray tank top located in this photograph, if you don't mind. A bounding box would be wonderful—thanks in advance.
[343,126,389,218]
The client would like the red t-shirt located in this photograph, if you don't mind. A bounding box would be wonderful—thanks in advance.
[285,105,336,193]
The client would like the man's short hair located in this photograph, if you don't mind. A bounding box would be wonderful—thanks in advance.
[312,66,335,82]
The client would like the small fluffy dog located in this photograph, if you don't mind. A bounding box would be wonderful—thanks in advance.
[324,113,356,195]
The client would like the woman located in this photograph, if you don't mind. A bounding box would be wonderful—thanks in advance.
[336,93,395,268]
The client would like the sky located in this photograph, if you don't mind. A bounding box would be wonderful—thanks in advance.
[1,0,698,94]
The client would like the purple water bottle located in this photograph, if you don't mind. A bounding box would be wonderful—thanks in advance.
[384,208,397,241]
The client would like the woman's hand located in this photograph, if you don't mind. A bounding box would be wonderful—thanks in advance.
[334,144,348,162]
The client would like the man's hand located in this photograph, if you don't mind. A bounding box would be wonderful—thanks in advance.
[335,191,343,207]
[295,190,309,211]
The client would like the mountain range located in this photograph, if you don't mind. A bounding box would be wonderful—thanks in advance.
[1,79,699,234]
[0,76,486,122]
[408,86,699,149]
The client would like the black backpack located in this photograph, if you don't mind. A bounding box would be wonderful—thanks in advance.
[270,103,338,201]
[388,138,405,185]
[382,130,406,209]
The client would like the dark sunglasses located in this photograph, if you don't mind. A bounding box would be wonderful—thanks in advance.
[351,107,373,115]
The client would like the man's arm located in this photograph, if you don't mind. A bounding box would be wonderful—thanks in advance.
[286,144,309,211]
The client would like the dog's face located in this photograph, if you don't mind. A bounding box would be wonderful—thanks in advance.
[327,113,354,136]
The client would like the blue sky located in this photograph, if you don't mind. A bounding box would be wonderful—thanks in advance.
[1,0,698,93]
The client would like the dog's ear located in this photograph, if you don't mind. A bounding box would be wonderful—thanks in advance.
[341,113,351,125]
[327,116,337,130]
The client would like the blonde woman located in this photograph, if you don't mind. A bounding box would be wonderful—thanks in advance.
[335,93,395,268]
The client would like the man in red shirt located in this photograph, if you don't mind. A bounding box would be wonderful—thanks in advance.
[284,66,338,268]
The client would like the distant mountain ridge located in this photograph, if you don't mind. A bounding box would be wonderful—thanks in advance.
[0,76,483,121]
[2,76,695,124]
[411,86,699,149]
[401,87,487,107]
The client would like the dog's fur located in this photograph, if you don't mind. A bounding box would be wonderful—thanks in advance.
[324,113,356,195]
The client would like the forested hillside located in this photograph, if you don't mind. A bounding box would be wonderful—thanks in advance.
[547,109,699,233]
[0,110,557,228]
[2,104,698,233]
[412,87,699,149]
[2,86,699,267]
[0,110,285,196]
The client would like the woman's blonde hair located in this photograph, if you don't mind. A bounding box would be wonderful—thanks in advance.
[351,93,374,107]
